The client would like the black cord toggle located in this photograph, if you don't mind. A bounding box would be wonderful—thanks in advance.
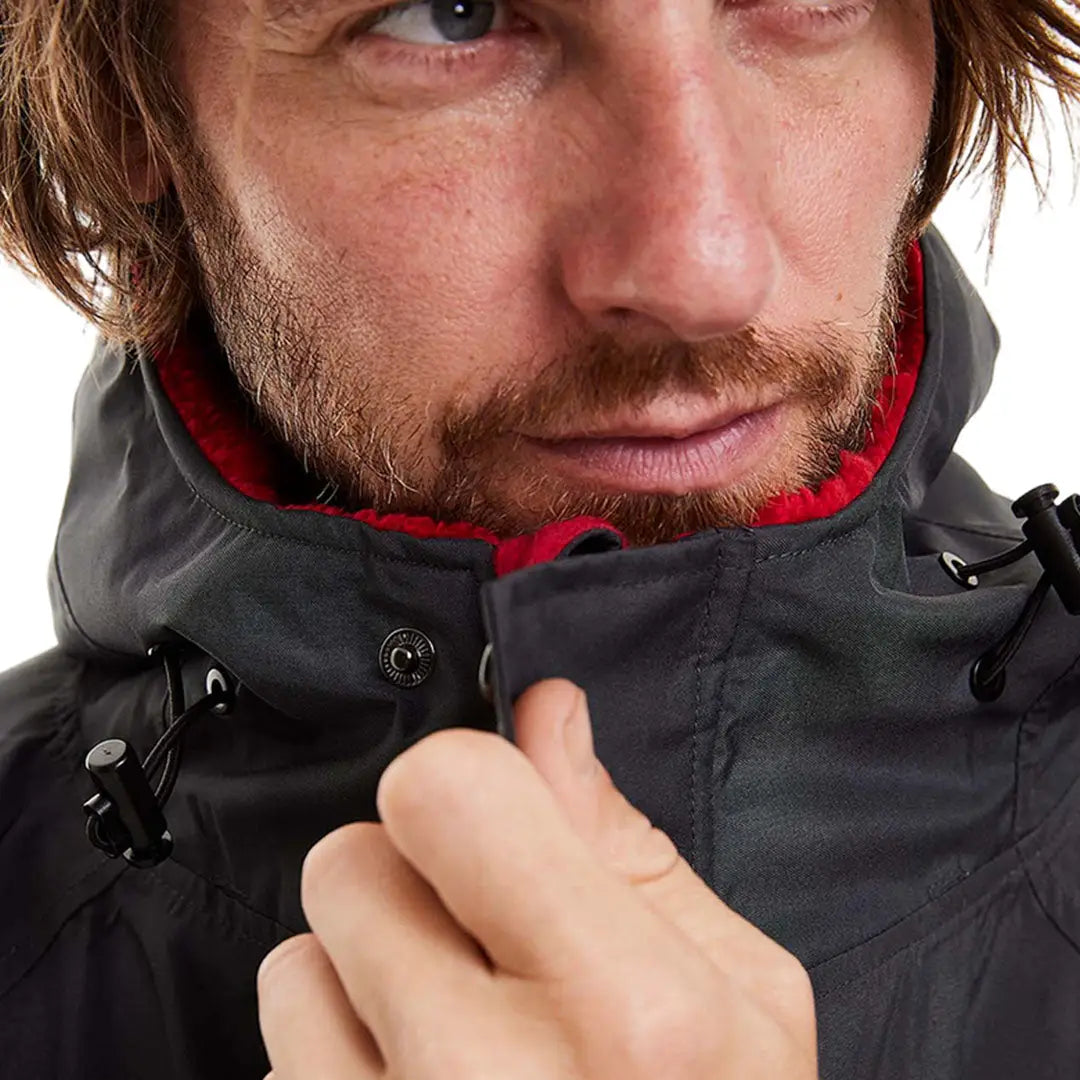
[83,648,235,868]
[83,739,173,867]
[939,484,1080,701]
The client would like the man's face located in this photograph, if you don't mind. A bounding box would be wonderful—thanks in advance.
[167,0,935,545]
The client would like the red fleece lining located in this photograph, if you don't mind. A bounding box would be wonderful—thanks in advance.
[155,336,500,543]
[153,241,925,567]
[752,242,925,526]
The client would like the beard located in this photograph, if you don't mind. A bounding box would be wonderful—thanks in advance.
[177,146,917,548]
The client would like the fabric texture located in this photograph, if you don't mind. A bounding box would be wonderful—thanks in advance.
[1,227,1079,1079]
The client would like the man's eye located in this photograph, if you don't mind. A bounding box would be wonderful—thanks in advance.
[365,0,511,45]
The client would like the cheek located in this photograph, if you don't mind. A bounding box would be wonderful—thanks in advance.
[233,118,547,391]
[762,0,936,316]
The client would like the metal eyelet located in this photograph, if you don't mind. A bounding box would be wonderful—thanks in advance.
[379,628,436,689]
[205,667,235,714]
[939,551,979,589]
[477,642,494,704]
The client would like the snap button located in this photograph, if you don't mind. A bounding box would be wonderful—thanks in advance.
[379,628,436,688]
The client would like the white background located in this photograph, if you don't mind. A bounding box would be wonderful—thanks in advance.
[1,103,1077,673]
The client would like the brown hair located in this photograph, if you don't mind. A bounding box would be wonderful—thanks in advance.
[1,0,1079,348]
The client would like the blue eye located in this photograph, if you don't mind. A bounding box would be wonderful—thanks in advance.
[367,0,509,45]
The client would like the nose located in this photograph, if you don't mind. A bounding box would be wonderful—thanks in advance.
[556,44,777,343]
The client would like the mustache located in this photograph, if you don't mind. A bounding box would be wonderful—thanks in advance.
[440,320,887,460]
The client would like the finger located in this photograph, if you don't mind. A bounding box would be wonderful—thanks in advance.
[374,719,673,982]
[257,933,382,1080]
[513,680,796,984]
[512,680,630,858]
[301,821,499,1068]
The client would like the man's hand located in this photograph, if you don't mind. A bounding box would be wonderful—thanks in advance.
[257,679,817,1078]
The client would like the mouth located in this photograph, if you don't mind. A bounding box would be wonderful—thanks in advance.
[517,398,789,495]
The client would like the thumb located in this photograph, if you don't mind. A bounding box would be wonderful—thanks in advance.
[514,681,712,920]
[513,678,676,883]
[513,678,788,975]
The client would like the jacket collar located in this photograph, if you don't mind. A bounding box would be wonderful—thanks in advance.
[49,226,995,730]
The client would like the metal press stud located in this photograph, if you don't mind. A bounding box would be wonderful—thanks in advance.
[379,628,436,689]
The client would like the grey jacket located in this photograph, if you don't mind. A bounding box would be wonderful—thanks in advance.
[1,227,1078,1079]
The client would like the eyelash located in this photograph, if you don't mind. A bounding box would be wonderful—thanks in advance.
[344,0,873,71]
[794,2,869,23]
[343,4,525,72]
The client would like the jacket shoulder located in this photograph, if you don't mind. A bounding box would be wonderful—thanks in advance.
[0,647,129,1001]
[0,645,87,782]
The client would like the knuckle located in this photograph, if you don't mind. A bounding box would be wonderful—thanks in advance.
[614,819,681,886]
[778,959,817,1029]
[752,947,817,1034]
[615,980,716,1074]
[256,932,322,998]
[770,950,815,1007]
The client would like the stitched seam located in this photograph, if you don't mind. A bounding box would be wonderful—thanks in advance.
[145,343,491,576]
[1018,853,1080,960]
[165,855,300,936]
[1018,646,1080,721]
[1010,697,1024,839]
[0,863,125,1005]
[1021,779,1080,867]
[509,567,721,603]
[149,337,891,570]
[182,479,485,586]
[144,866,286,950]
[690,553,725,873]
[813,862,1026,999]
[813,780,1080,997]
[1013,648,1080,837]
[704,558,754,879]
[0,856,118,969]
[755,529,866,565]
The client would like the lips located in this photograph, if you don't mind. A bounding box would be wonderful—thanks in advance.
[531,396,777,442]
[520,401,788,494]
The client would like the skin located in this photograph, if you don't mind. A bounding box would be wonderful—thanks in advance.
[158,0,935,544]
[258,679,819,1079]
[149,0,936,1072]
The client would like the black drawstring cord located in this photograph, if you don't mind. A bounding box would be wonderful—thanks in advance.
[152,645,187,805]
[969,574,1053,702]
[83,646,235,868]
[940,484,1080,702]
[143,683,229,799]
[940,539,1034,587]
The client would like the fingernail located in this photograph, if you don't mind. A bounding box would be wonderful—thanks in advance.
[561,686,596,776]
